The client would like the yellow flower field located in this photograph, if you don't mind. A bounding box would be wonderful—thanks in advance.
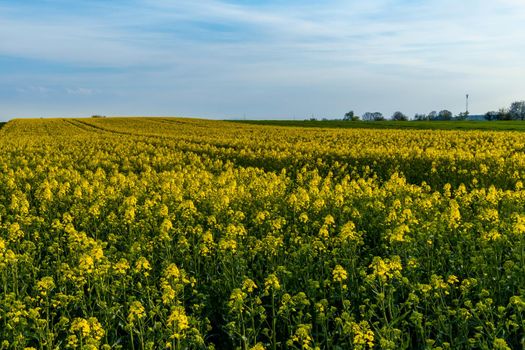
[0,117,524,349]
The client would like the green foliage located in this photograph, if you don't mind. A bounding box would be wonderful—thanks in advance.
[391,112,408,121]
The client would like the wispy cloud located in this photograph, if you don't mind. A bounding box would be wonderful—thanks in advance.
[66,87,94,96]
[15,85,52,94]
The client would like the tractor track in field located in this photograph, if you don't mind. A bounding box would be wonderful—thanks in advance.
[67,119,137,137]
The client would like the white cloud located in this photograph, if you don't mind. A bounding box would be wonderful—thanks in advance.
[66,87,94,95]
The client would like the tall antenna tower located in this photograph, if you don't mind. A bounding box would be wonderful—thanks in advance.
[466,94,469,114]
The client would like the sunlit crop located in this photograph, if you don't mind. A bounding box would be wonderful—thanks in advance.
[0,117,524,349]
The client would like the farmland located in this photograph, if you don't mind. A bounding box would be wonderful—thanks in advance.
[0,117,524,349]
[232,119,525,132]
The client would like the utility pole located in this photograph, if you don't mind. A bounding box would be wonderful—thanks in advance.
[466,94,469,114]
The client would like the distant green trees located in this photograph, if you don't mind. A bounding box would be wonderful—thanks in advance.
[484,101,525,121]
[413,110,452,121]
[362,112,385,121]
[484,109,509,121]
[392,111,408,121]
[438,110,453,120]
[343,111,360,121]
[509,101,525,120]
[456,112,469,120]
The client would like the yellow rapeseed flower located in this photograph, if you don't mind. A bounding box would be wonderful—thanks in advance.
[167,306,190,340]
[332,265,348,283]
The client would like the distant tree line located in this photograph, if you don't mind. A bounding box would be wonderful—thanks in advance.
[339,100,525,122]
[342,110,456,122]
[413,110,458,121]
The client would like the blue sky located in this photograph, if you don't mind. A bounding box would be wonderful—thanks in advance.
[1,0,525,120]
